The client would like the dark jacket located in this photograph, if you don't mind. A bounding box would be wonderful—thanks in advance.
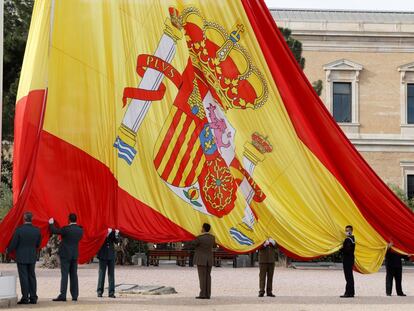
[50,223,83,260]
[342,235,355,261]
[7,223,41,264]
[386,250,409,268]
[97,231,119,261]
[258,244,276,264]
[192,233,215,266]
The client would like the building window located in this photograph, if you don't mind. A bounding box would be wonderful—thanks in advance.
[398,62,414,136]
[408,175,414,200]
[333,82,352,123]
[323,59,363,134]
[401,161,414,199]
[408,84,414,124]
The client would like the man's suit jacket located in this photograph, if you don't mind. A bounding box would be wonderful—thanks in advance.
[386,250,409,268]
[7,223,41,264]
[258,244,276,264]
[50,223,83,260]
[192,232,215,266]
[97,231,119,261]
[342,235,355,262]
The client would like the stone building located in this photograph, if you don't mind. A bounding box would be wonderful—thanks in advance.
[271,9,414,199]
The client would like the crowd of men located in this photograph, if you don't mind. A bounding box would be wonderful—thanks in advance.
[5,211,412,304]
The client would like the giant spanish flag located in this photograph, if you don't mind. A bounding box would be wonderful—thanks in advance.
[1,0,413,273]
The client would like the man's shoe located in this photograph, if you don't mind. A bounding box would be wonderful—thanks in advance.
[109,294,116,298]
[195,296,207,299]
[17,300,29,305]
[340,295,354,298]
[53,297,67,302]
[29,300,37,304]
[397,293,407,297]
[72,298,78,301]
[267,293,276,297]
[258,293,264,297]
[97,293,103,298]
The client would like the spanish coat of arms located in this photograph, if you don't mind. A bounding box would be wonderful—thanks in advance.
[114,7,273,246]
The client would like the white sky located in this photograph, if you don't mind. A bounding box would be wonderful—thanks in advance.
[265,0,414,11]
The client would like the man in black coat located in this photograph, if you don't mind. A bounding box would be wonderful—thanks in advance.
[385,242,412,296]
[49,213,83,302]
[97,228,120,298]
[7,212,41,304]
[340,225,355,298]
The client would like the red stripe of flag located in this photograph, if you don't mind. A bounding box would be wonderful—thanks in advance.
[172,125,203,186]
[161,115,194,182]
[154,109,183,169]
[184,146,205,186]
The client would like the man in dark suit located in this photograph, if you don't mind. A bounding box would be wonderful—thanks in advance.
[6,212,41,304]
[385,242,412,296]
[192,223,215,299]
[97,228,120,298]
[258,238,276,297]
[340,225,355,298]
[49,213,83,302]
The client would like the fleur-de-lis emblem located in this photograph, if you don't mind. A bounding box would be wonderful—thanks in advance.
[204,139,213,150]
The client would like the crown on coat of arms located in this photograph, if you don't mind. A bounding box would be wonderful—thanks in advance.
[175,7,268,111]
[252,132,273,154]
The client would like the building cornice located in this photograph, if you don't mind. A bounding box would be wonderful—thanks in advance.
[290,31,414,53]
[272,9,414,52]
[292,30,414,38]
[323,59,363,71]
[270,8,414,24]
[398,62,414,72]
[270,8,414,14]
[347,134,414,152]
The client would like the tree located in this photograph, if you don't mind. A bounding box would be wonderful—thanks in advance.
[2,0,34,140]
[40,235,60,268]
[312,79,323,96]
[388,184,414,212]
[279,27,305,69]
[0,182,13,219]
[0,143,13,221]
[0,0,33,255]
[279,27,323,96]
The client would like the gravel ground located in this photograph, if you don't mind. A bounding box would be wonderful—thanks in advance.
[1,263,414,311]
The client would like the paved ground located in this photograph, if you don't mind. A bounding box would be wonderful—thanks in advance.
[1,263,414,310]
